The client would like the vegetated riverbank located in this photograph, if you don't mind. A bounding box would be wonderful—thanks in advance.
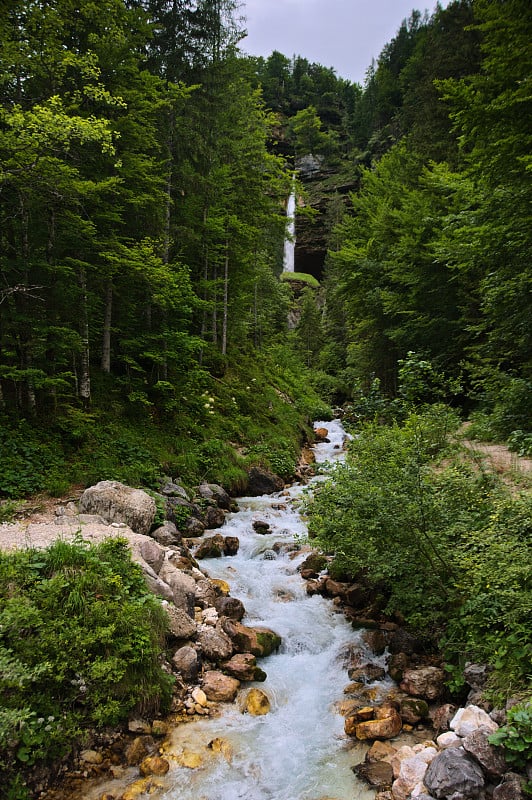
[1,410,531,800]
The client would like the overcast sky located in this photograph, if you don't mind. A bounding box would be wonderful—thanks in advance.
[240,0,448,85]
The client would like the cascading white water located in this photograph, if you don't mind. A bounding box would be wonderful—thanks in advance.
[152,420,379,800]
[283,186,296,273]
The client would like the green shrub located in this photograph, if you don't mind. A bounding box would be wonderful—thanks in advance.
[0,537,173,791]
[489,701,532,772]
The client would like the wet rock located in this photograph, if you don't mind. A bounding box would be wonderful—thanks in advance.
[399,698,429,725]
[348,664,386,684]
[139,756,170,777]
[194,578,218,608]
[172,645,200,682]
[252,520,271,534]
[221,618,261,654]
[195,534,225,559]
[424,748,485,799]
[387,628,423,655]
[299,551,328,576]
[387,652,409,683]
[223,536,240,556]
[128,718,152,734]
[399,666,446,701]
[246,467,284,496]
[79,481,156,535]
[122,778,160,799]
[184,516,206,536]
[361,629,386,655]
[215,596,245,621]
[151,720,169,737]
[244,688,270,716]
[202,505,226,529]
[253,626,282,656]
[222,653,263,681]
[125,736,156,766]
[450,705,499,737]
[353,760,393,788]
[177,750,203,768]
[314,427,329,441]
[202,670,240,702]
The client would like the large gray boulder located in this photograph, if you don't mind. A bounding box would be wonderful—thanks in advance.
[79,481,156,535]
[158,562,196,615]
[424,748,485,799]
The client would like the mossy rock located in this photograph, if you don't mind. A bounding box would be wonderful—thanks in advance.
[255,628,282,656]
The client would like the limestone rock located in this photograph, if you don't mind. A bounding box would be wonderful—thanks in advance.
[177,750,203,769]
[222,653,262,681]
[160,480,189,500]
[493,774,525,800]
[399,666,446,700]
[424,748,485,799]
[172,646,200,681]
[139,756,170,777]
[436,731,462,749]
[125,736,155,766]
[353,760,393,789]
[463,728,507,778]
[223,536,240,556]
[158,562,196,614]
[354,709,402,741]
[215,595,245,621]
[197,483,232,510]
[202,505,226,529]
[450,705,499,737]
[399,697,429,725]
[195,534,224,559]
[163,603,197,640]
[244,688,270,716]
[197,625,233,661]
[79,481,156,535]
[252,519,271,534]
[431,703,458,733]
[202,670,240,702]
[392,749,437,800]
[194,578,218,609]
[348,664,386,684]
[151,522,180,546]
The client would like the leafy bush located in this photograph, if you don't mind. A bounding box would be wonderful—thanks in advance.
[306,406,532,698]
[0,537,173,792]
[489,700,532,771]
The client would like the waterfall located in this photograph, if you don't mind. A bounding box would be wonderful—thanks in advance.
[283,184,296,273]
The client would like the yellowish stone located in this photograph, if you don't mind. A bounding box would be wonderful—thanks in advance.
[208,737,233,763]
[245,688,271,716]
[177,749,203,769]
[211,578,231,595]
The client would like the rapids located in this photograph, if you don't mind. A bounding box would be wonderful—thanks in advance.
[155,420,376,800]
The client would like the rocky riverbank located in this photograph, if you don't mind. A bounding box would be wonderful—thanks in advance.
[1,442,529,800]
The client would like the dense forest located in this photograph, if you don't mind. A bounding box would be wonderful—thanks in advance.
[1,1,531,794]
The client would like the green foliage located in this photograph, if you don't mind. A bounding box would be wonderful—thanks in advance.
[0,537,173,789]
[280,272,320,289]
[306,407,532,698]
[489,701,532,772]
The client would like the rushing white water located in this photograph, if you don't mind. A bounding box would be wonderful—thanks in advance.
[155,420,377,800]
[283,187,296,273]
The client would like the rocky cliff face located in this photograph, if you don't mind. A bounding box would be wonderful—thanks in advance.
[294,155,360,279]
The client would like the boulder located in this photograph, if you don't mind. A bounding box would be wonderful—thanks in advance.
[197,625,234,661]
[348,664,386,683]
[221,618,262,655]
[139,756,170,777]
[424,748,485,799]
[252,520,271,535]
[354,709,402,741]
[195,534,224,559]
[172,646,200,682]
[353,761,393,789]
[387,652,409,683]
[431,703,458,733]
[246,467,284,496]
[164,603,197,640]
[202,505,226,529]
[399,666,446,700]
[202,670,240,703]
[399,698,429,725]
[314,427,329,441]
[450,705,499,737]
[361,629,387,655]
[222,653,264,682]
[463,662,491,691]
[160,480,189,500]
[158,562,196,615]
[436,731,462,749]
[137,537,165,574]
[79,481,156,535]
[151,522,181,546]
[125,736,156,766]
[223,536,240,556]
[184,516,206,536]
[194,578,218,609]
[244,688,270,716]
[215,596,245,621]
[197,483,232,510]
[391,749,438,800]
[462,728,507,779]
[493,774,525,800]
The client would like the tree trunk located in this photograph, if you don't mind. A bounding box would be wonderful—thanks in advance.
[78,266,91,408]
[101,280,113,373]
[221,238,229,355]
